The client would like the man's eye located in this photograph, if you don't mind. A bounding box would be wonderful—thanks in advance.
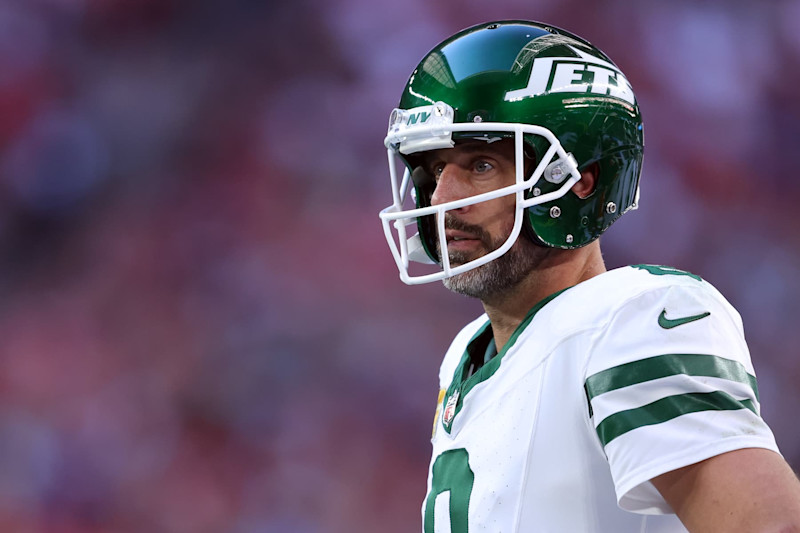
[474,160,494,173]
[431,163,445,177]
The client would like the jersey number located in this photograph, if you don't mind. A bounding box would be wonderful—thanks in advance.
[423,448,474,533]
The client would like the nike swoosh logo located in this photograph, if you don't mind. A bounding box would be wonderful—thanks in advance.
[658,309,711,329]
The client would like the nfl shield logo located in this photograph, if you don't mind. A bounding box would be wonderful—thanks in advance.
[443,390,459,427]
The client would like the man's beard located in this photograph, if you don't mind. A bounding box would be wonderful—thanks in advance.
[438,215,549,300]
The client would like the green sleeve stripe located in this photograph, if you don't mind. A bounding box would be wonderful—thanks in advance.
[596,391,757,447]
[585,353,759,402]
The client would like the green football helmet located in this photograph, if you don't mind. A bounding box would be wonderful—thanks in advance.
[379,20,644,285]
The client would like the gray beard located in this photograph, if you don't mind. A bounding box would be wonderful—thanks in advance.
[438,215,550,300]
[443,238,545,300]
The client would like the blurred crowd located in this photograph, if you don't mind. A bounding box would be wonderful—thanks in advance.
[0,0,798,531]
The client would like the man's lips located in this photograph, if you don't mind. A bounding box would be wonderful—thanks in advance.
[445,230,480,243]
[445,231,482,252]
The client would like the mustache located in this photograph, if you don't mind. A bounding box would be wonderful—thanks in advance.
[434,214,494,255]
[444,215,490,242]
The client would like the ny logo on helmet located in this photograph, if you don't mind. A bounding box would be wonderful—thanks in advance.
[504,45,635,105]
[406,111,431,126]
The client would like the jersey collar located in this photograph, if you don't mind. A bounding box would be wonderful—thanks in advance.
[441,287,570,433]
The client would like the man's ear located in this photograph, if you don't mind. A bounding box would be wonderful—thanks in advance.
[572,162,599,199]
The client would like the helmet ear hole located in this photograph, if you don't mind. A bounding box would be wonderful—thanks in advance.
[573,162,599,199]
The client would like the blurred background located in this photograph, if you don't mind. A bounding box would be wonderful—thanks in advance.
[0,0,799,531]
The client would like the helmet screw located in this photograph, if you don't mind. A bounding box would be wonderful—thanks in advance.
[606,202,617,214]
[565,234,574,244]
[550,206,561,218]
[473,115,483,123]
[532,187,541,196]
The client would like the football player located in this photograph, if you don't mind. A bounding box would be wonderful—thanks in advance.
[379,20,800,532]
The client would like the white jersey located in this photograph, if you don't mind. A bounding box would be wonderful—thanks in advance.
[423,265,780,533]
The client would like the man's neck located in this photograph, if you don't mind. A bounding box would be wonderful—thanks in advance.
[481,242,606,352]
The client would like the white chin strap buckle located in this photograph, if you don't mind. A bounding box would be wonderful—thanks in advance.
[407,233,436,265]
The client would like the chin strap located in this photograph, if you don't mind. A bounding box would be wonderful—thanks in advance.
[407,233,438,265]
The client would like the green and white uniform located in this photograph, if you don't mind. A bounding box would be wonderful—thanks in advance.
[424,265,779,532]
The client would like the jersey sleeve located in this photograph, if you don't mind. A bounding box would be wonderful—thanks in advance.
[583,280,780,514]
